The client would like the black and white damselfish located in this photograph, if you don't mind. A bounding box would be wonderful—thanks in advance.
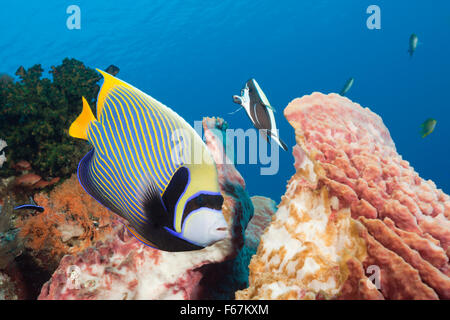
[232,79,288,151]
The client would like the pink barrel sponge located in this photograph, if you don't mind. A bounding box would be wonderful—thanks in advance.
[237,93,449,300]
[288,93,449,299]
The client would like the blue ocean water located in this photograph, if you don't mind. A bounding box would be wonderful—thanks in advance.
[0,0,449,201]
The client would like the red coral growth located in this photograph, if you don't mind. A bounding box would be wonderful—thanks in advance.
[17,174,114,267]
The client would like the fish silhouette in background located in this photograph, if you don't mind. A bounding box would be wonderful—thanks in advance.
[340,77,354,96]
[408,33,419,57]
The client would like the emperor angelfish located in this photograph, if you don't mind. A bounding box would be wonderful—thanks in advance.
[69,70,228,252]
[232,79,288,151]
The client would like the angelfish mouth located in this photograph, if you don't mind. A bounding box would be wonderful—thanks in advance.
[208,224,229,242]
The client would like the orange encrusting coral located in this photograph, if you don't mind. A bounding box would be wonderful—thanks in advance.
[17,174,114,261]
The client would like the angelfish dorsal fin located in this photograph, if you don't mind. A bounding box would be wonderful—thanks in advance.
[96,69,128,119]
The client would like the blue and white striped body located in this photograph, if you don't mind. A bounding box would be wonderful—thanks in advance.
[85,84,188,226]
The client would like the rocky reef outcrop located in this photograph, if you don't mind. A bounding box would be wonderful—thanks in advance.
[38,117,256,300]
[236,93,449,300]
[245,196,277,251]
[0,139,7,168]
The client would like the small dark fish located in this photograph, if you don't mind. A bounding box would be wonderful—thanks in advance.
[13,197,44,213]
[340,78,354,96]
[420,118,436,138]
[105,65,120,76]
[408,34,419,57]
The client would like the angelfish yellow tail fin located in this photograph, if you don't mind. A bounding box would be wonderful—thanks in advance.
[69,97,96,140]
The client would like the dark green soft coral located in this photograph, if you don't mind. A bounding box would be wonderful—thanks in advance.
[0,58,101,178]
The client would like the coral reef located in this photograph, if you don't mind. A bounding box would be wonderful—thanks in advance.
[14,174,60,190]
[16,174,114,273]
[38,117,255,300]
[0,196,23,271]
[0,194,28,300]
[0,58,100,179]
[245,196,277,251]
[236,93,449,300]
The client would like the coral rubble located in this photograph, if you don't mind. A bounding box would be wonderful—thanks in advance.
[0,272,18,300]
[38,117,255,300]
[236,93,449,300]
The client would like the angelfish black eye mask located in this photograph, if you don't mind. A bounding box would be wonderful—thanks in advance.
[182,194,224,218]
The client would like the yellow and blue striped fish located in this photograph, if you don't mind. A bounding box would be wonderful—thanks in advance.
[69,69,228,252]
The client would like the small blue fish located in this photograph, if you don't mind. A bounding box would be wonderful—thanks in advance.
[105,65,120,76]
[69,70,228,252]
[14,197,44,213]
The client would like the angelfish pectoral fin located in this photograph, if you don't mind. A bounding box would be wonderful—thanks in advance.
[134,166,191,251]
[142,180,171,229]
